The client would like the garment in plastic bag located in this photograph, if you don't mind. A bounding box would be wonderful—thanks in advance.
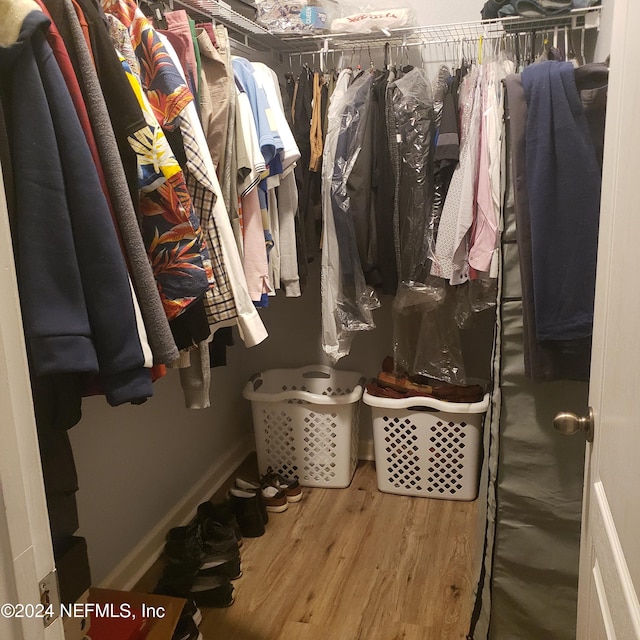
[387,68,466,383]
[431,66,454,260]
[389,68,437,285]
[431,66,482,284]
[455,278,499,329]
[321,70,379,362]
[392,283,467,385]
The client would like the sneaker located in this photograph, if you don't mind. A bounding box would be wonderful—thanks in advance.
[228,488,266,538]
[233,479,270,522]
[172,614,202,640]
[164,522,241,577]
[182,599,202,627]
[157,563,235,608]
[196,501,243,547]
[168,520,238,556]
[262,468,302,503]
[199,519,240,554]
[260,484,288,513]
[236,477,288,513]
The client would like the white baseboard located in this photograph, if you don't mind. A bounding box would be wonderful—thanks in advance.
[100,434,254,591]
[359,439,375,461]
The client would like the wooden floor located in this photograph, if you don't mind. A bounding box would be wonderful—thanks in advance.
[138,459,478,640]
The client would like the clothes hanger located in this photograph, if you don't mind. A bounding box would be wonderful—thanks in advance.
[145,0,171,29]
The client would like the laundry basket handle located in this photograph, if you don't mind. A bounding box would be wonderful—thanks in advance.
[302,369,331,379]
[249,372,263,391]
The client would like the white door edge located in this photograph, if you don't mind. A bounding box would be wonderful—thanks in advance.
[0,155,62,640]
[587,481,640,639]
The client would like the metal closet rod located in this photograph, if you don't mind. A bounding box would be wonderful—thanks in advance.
[290,35,507,57]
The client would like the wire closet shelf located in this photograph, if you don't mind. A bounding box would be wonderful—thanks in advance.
[165,1,600,55]
[280,5,602,53]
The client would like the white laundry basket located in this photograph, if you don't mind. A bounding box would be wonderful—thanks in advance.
[243,366,365,488]
[364,391,490,501]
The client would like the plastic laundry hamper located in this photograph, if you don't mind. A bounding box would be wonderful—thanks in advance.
[364,391,490,501]
[243,366,365,488]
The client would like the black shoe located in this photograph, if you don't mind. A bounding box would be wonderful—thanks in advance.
[198,553,242,580]
[183,598,202,627]
[196,501,243,547]
[153,587,202,627]
[157,563,234,608]
[168,519,239,556]
[164,522,241,574]
[233,479,269,523]
[228,488,266,537]
[199,518,240,553]
[172,614,202,640]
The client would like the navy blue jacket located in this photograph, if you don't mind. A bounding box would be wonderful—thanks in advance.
[522,61,601,342]
[0,11,152,406]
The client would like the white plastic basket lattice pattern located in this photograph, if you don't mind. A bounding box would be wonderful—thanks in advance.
[364,391,490,501]
[243,366,365,488]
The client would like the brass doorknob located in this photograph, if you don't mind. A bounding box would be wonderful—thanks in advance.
[553,407,594,442]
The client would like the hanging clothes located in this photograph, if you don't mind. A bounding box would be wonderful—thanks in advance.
[292,64,315,289]
[432,65,482,284]
[321,69,380,362]
[232,56,284,172]
[196,25,229,172]
[158,32,240,332]
[50,4,178,365]
[521,60,601,343]
[0,5,153,406]
[503,60,606,384]
[101,0,215,322]
[430,66,459,272]
[158,33,269,347]
[252,61,301,171]
[321,67,353,362]
[309,71,325,172]
[388,67,437,286]
[469,56,513,277]
[371,68,398,295]
[159,10,199,104]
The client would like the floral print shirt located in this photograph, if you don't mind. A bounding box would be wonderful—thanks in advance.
[103,0,212,319]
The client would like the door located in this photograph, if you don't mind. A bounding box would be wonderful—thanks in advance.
[576,0,640,637]
[0,157,63,638]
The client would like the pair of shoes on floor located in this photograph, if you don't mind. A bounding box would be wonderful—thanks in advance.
[156,561,235,608]
[196,500,243,549]
[261,468,302,505]
[157,519,240,610]
[231,470,302,518]
[236,477,289,513]
[165,520,242,580]
[228,482,269,539]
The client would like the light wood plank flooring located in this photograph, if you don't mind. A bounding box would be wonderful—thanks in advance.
[138,459,478,640]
